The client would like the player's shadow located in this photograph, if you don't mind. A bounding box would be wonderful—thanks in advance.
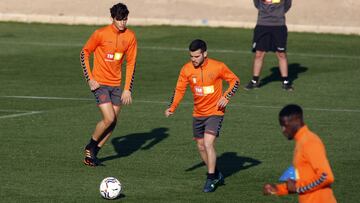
[185,152,261,178]
[260,63,308,87]
[99,127,169,163]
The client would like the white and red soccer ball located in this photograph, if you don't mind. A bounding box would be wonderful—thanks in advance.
[99,177,122,200]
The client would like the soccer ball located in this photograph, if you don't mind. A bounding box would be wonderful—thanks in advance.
[99,177,122,200]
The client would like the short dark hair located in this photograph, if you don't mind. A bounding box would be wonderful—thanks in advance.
[110,3,129,20]
[279,104,303,119]
[189,39,207,52]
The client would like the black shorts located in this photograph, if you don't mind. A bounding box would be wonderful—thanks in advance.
[252,25,288,53]
[193,115,224,139]
[92,85,122,106]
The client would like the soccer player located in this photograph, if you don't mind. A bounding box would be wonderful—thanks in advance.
[263,104,337,203]
[80,3,137,166]
[244,0,293,91]
[165,39,240,192]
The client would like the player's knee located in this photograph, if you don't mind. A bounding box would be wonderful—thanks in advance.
[103,117,116,128]
[276,52,287,59]
[203,141,214,150]
[197,143,206,151]
[110,119,117,128]
[255,51,265,60]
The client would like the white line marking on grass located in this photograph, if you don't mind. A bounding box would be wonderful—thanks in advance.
[0,41,359,60]
[2,95,360,113]
[140,46,360,60]
[1,95,92,101]
[0,109,42,119]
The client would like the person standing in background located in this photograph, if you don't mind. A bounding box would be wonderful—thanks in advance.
[244,0,293,91]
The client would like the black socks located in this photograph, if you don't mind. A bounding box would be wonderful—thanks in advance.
[86,138,99,150]
[252,76,260,84]
[207,168,220,180]
[282,76,289,84]
[94,146,101,157]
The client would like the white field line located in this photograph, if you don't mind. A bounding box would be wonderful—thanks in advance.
[0,41,359,60]
[1,95,92,101]
[0,109,42,119]
[1,95,360,113]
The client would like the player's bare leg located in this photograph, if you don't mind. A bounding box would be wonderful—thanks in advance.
[276,51,293,90]
[245,50,265,90]
[196,138,209,166]
[203,133,217,174]
[84,103,119,166]
[276,51,288,78]
[91,103,118,141]
[253,50,266,77]
[97,105,121,147]
[202,133,224,192]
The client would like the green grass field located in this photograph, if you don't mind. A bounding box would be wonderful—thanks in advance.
[0,22,359,202]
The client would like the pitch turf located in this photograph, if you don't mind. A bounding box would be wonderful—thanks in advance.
[0,22,359,202]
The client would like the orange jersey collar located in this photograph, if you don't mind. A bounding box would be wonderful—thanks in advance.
[196,58,209,69]
[111,24,119,33]
[294,125,309,142]
[111,24,126,33]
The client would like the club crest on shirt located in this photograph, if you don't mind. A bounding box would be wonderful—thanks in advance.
[192,76,197,84]
[208,73,216,80]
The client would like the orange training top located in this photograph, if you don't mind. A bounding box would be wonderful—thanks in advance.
[80,24,137,91]
[276,125,337,203]
[168,58,240,117]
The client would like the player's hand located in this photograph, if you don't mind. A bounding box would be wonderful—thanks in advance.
[88,79,100,91]
[217,96,229,110]
[263,183,277,195]
[164,108,173,117]
[286,179,296,193]
[121,90,132,105]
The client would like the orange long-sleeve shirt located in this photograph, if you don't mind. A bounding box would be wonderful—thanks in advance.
[80,24,137,91]
[276,126,337,203]
[168,58,240,117]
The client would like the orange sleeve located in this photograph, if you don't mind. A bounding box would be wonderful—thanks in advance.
[80,30,100,81]
[295,141,335,194]
[220,64,240,100]
[168,68,188,112]
[124,34,138,92]
[275,183,289,196]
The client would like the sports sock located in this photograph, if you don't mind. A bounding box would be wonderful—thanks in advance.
[86,138,99,150]
[252,76,259,84]
[282,77,289,84]
[94,146,101,157]
[215,168,220,177]
[207,173,216,180]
